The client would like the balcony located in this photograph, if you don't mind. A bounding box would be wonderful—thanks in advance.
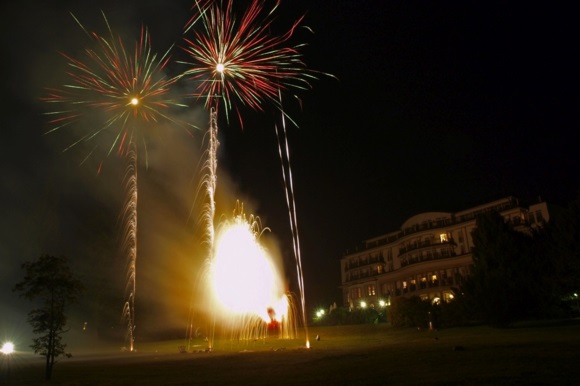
[345,268,383,282]
[398,238,455,255]
[399,249,457,267]
[392,276,462,296]
[344,255,385,271]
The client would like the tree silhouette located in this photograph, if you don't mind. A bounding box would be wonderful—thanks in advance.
[546,193,580,300]
[13,254,84,381]
[461,211,536,327]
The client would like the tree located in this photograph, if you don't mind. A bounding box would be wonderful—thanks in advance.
[460,211,538,327]
[533,193,580,317]
[13,254,84,381]
[546,193,580,299]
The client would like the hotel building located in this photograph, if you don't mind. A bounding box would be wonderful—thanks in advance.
[340,196,549,308]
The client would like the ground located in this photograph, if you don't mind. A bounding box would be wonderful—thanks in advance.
[2,320,580,385]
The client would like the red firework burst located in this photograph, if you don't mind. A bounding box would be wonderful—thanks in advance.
[180,0,327,124]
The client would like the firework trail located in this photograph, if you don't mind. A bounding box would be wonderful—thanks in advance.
[120,144,138,352]
[187,107,219,349]
[42,12,195,351]
[181,0,333,349]
[274,93,308,345]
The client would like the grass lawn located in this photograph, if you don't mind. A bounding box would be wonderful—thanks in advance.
[2,319,579,385]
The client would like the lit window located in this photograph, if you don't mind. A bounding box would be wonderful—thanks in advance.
[440,233,448,242]
[367,285,376,296]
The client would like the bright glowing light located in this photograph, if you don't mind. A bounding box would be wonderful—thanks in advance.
[1,342,14,355]
[130,97,139,106]
[216,63,225,73]
[315,309,325,318]
[379,300,386,307]
[360,301,367,309]
[211,215,286,322]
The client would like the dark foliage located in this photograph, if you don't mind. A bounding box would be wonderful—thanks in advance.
[458,203,580,327]
[459,211,537,326]
[545,193,580,306]
[388,296,431,328]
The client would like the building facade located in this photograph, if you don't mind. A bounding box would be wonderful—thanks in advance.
[340,196,549,309]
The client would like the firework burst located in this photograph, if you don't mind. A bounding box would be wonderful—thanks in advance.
[179,0,329,126]
[42,11,196,171]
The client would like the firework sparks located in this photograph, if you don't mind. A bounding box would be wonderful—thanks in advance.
[182,0,333,350]
[120,143,138,352]
[42,11,196,171]
[193,202,298,343]
[179,0,328,126]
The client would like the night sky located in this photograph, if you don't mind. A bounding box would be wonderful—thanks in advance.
[1,1,579,341]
